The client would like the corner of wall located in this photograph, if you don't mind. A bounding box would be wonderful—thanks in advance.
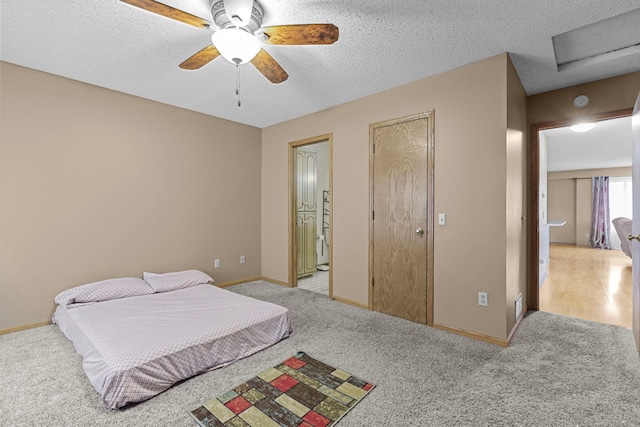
[505,53,528,338]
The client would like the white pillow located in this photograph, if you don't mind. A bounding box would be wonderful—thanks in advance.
[143,269,214,293]
[54,277,155,307]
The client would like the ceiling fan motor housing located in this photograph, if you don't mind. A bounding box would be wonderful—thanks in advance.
[211,0,264,33]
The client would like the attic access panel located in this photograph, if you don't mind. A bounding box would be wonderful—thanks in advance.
[552,8,640,72]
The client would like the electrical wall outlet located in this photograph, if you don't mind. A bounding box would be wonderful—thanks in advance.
[478,292,488,307]
[214,259,220,268]
[240,255,246,264]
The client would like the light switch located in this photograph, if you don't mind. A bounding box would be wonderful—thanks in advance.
[438,213,446,226]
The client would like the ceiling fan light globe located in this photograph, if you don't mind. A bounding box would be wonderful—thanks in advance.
[212,28,260,65]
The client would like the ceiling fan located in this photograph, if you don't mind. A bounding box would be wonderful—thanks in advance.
[120,0,339,84]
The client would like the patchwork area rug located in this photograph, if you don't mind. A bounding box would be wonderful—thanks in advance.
[190,351,375,427]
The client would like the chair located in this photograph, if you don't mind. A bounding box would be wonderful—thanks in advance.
[612,217,632,258]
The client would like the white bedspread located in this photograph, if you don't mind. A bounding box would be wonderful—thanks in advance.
[53,284,291,409]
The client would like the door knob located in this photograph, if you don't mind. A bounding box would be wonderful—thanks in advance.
[415,228,424,236]
[628,234,640,241]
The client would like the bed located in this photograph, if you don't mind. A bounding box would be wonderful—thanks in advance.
[52,274,291,409]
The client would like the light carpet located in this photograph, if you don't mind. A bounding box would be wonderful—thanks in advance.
[1,280,639,426]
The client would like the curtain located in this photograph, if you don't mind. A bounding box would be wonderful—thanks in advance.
[590,176,610,249]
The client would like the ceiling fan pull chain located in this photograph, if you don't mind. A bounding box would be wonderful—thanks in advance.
[235,62,241,107]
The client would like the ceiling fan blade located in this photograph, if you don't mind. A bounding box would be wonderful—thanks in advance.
[261,24,339,45]
[251,49,288,84]
[179,45,221,70]
[120,0,211,29]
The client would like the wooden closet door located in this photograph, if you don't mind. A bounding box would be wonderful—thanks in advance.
[296,149,318,278]
[304,152,317,211]
[303,213,317,275]
[370,113,433,324]
[296,212,305,277]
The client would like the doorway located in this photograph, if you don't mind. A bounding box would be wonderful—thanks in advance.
[528,109,633,326]
[369,112,434,325]
[288,134,332,297]
[538,117,633,327]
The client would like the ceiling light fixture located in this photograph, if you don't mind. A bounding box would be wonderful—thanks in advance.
[570,122,597,132]
[212,28,261,65]
[211,27,261,107]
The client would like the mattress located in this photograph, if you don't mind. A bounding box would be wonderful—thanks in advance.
[53,284,291,409]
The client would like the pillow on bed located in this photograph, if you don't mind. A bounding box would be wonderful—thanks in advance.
[54,277,155,307]
[143,269,214,293]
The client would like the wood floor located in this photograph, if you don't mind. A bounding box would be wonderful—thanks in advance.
[540,244,633,328]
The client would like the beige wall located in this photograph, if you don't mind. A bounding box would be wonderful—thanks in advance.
[0,62,262,330]
[3,58,635,341]
[262,53,526,340]
[575,179,591,246]
[547,179,577,243]
[528,72,640,124]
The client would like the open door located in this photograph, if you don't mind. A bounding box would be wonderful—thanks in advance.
[632,92,640,355]
[288,134,333,298]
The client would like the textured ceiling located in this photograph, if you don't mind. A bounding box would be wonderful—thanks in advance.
[543,116,632,173]
[2,1,640,128]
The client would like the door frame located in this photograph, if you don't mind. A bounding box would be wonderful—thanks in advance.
[288,133,333,297]
[527,109,632,311]
[368,111,435,326]
[632,92,640,355]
